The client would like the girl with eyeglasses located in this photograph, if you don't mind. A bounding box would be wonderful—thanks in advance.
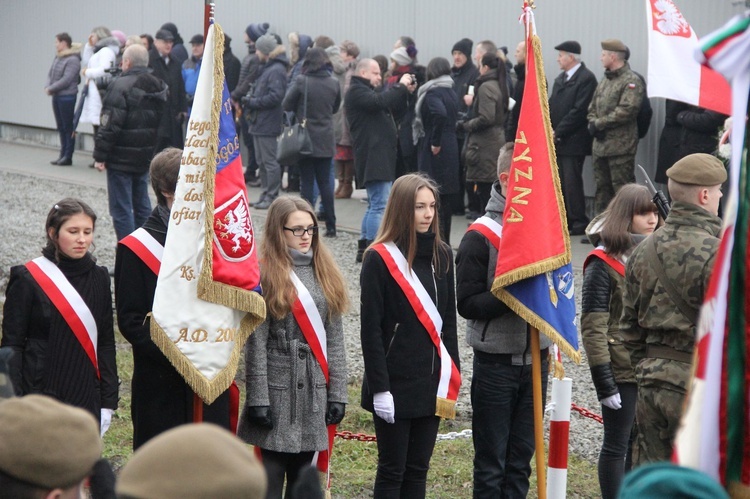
[238,196,349,498]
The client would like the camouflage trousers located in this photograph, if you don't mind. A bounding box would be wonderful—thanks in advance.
[592,154,636,214]
[632,385,686,466]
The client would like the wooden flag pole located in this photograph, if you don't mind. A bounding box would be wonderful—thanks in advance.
[203,1,213,40]
[193,392,204,422]
[531,326,547,499]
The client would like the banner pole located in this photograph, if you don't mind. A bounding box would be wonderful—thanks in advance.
[203,1,213,40]
[531,326,547,499]
[193,392,204,422]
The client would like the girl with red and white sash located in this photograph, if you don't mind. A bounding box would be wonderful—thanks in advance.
[1,198,118,434]
[360,173,460,498]
[581,184,660,499]
[238,196,349,498]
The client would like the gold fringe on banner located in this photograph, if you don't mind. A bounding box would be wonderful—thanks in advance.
[550,350,566,379]
[435,397,457,420]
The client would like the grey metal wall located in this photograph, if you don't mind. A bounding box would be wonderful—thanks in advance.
[1,0,743,176]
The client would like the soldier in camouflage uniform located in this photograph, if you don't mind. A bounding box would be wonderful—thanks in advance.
[587,39,644,214]
[621,153,726,466]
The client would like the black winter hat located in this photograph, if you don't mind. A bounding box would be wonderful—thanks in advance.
[452,38,473,60]
[245,22,270,42]
[554,40,581,55]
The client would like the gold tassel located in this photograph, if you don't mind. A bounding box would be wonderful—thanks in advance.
[435,397,457,420]
[549,350,566,379]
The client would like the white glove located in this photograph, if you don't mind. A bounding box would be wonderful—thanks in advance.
[373,391,395,424]
[601,392,622,410]
[100,408,114,437]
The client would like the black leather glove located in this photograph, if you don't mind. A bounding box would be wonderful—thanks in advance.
[590,363,619,401]
[587,122,598,137]
[455,120,466,133]
[325,402,346,425]
[246,405,273,429]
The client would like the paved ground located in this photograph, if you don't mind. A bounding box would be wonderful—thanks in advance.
[0,139,594,270]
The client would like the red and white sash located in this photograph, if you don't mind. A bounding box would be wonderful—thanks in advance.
[290,271,336,488]
[583,247,625,277]
[119,228,163,275]
[467,216,503,250]
[372,242,461,419]
[25,257,99,377]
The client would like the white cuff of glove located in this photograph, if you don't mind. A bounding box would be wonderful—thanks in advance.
[373,391,395,424]
[100,408,114,437]
[601,392,622,410]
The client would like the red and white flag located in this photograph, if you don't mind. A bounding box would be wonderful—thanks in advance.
[645,0,731,115]
[150,21,265,404]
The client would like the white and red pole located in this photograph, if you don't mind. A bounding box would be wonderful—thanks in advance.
[547,377,572,499]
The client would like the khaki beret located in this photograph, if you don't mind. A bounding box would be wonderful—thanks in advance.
[116,423,267,499]
[0,395,101,489]
[667,153,727,186]
[601,39,627,52]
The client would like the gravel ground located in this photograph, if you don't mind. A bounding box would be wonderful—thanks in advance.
[0,169,604,463]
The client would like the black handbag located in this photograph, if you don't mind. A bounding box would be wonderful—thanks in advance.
[276,77,313,165]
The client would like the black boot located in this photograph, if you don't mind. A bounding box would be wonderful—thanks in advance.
[356,239,369,263]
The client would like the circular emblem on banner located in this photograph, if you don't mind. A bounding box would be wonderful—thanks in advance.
[650,0,691,38]
[213,190,254,261]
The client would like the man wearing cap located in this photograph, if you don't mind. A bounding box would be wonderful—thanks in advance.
[587,39,644,214]
[0,395,102,498]
[244,33,288,209]
[451,37,479,216]
[149,28,187,152]
[182,34,204,114]
[621,153,725,465]
[548,40,598,235]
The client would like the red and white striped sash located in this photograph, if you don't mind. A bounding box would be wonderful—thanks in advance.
[372,242,461,419]
[289,270,336,487]
[119,228,163,275]
[25,257,99,377]
[583,247,625,277]
[467,216,503,250]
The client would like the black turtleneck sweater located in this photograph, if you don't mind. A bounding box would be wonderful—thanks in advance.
[359,232,459,418]
[2,248,118,418]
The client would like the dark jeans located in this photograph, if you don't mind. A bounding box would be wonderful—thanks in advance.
[299,156,336,231]
[599,382,637,499]
[107,169,152,241]
[260,448,315,499]
[373,414,441,499]
[52,94,76,160]
[471,352,549,499]
[558,155,589,232]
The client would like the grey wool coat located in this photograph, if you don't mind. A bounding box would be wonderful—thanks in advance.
[238,250,347,453]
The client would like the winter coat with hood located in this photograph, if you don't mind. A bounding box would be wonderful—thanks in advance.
[283,69,341,158]
[148,47,187,140]
[93,66,168,174]
[80,36,120,125]
[460,68,507,183]
[581,214,638,403]
[456,182,552,361]
[247,46,289,137]
[415,85,460,194]
[47,43,82,96]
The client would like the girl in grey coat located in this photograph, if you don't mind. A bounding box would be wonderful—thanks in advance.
[239,196,349,498]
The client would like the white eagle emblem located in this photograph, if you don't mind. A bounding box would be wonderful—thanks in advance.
[213,191,254,262]
[651,0,691,38]
[216,201,252,252]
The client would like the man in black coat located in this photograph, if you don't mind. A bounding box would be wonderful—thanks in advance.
[149,29,187,153]
[548,40,597,235]
[345,58,415,261]
[94,44,167,241]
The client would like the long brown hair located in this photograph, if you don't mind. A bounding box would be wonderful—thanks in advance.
[370,173,449,274]
[261,196,349,320]
[44,198,98,261]
[601,184,659,258]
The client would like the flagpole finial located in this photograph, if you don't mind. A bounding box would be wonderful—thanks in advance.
[208,1,215,23]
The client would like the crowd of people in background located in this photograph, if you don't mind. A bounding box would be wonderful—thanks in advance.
[18,16,736,499]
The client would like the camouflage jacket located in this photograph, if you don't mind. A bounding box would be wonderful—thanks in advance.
[621,201,721,392]
[587,62,643,157]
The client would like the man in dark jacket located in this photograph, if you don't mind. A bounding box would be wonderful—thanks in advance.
[94,44,167,241]
[245,34,288,209]
[506,41,526,143]
[548,40,598,235]
[456,142,551,498]
[149,29,187,152]
[345,58,415,261]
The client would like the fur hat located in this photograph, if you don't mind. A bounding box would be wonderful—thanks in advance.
[667,153,727,186]
[452,38,473,60]
[255,33,278,55]
[0,395,101,489]
[116,423,267,499]
[245,22,270,43]
[390,46,411,66]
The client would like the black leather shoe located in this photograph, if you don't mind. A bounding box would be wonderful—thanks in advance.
[50,158,63,165]
[56,158,73,166]
[324,228,336,238]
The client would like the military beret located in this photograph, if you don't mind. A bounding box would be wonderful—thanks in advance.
[155,29,174,42]
[619,463,729,499]
[0,395,101,489]
[667,153,727,186]
[554,40,581,55]
[116,423,267,499]
[601,38,627,52]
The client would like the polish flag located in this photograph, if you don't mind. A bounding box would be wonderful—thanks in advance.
[645,0,730,115]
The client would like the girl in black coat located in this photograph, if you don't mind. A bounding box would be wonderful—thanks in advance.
[360,173,460,498]
[2,198,118,433]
